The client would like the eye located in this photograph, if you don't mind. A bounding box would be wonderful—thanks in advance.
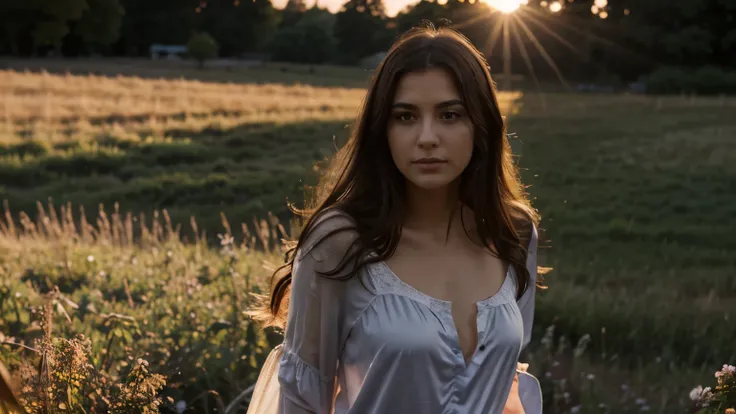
[394,112,415,122]
[440,111,462,121]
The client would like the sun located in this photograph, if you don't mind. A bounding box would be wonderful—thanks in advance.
[484,0,528,13]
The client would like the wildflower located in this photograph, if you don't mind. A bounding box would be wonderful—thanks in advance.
[690,386,703,401]
[691,386,715,406]
[219,234,234,247]
[570,405,581,413]
[175,400,187,414]
[635,398,647,405]
[716,364,736,384]
[586,373,596,381]
[640,405,650,411]
[87,255,95,262]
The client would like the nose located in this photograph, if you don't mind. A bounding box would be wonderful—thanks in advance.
[416,119,439,149]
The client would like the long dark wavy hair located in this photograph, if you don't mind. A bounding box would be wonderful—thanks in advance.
[251,22,544,329]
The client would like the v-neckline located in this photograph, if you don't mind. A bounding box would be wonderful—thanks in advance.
[376,260,514,366]
[377,260,513,310]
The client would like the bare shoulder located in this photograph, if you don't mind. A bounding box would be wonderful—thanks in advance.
[297,208,362,275]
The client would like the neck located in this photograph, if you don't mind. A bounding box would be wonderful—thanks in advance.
[402,182,468,243]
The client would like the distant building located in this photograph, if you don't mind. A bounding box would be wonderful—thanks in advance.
[150,44,188,60]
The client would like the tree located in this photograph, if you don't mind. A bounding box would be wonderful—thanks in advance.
[270,6,336,64]
[280,0,308,28]
[333,0,395,64]
[75,0,125,48]
[187,31,219,68]
[196,0,278,56]
[395,0,447,34]
[33,0,89,47]
[114,0,199,57]
[0,0,89,54]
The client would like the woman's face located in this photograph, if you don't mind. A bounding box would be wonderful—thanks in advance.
[387,68,475,192]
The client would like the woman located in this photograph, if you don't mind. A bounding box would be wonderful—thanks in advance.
[251,22,545,414]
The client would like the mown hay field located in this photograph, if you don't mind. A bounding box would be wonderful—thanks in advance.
[0,60,734,413]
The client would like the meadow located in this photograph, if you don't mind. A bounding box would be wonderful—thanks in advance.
[0,59,734,413]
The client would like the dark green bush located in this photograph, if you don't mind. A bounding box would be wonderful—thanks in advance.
[643,66,736,95]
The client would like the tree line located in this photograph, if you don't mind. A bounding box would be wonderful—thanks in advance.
[1,0,735,91]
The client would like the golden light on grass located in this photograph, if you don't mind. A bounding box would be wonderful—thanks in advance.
[0,69,522,144]
[484,0,528,14]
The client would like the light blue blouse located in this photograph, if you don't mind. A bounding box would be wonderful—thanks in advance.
[277,212,538,414]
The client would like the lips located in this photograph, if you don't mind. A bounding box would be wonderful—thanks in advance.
[412,158,447,164]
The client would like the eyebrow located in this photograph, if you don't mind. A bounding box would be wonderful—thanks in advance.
[391,99,464,110]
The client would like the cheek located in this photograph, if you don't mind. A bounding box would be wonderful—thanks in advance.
[450,125,475,169]
[387,126,411,163]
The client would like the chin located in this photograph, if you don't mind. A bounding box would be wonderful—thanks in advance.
[407,175,457,191]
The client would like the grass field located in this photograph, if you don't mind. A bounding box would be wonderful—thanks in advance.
[0,59,734,413]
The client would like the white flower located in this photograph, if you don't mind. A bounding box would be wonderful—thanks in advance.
[175,400,187,414]
[635,398,647,405]
[586,373,596,380]
[570,405,582,413]
[87,255,95,262]
[690,385,703,401]
[640,405,650,411]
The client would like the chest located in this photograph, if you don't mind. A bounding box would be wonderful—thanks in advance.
[383,248,509,361]
[345,266,523,371]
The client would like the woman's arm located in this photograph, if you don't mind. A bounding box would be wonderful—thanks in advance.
[517,223,538,351]
[278,212,358,413]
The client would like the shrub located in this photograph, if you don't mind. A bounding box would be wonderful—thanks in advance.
[643,66,736,95]
[187,32,219,69]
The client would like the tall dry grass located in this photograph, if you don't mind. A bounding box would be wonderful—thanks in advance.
[0,200,293,413]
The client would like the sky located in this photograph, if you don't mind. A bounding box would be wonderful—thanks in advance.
[270,0,419,18]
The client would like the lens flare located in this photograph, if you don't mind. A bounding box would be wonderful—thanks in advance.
[485,0,528,14]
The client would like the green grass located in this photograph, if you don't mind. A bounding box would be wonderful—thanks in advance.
[0,61,734,413]
[0,120,347,238]
[513,94,736,367]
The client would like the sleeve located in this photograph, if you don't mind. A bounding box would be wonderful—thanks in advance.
[517,223,538,352]
[277,212,357,414]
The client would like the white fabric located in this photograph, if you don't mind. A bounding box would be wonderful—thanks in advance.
[247,210,543,413]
